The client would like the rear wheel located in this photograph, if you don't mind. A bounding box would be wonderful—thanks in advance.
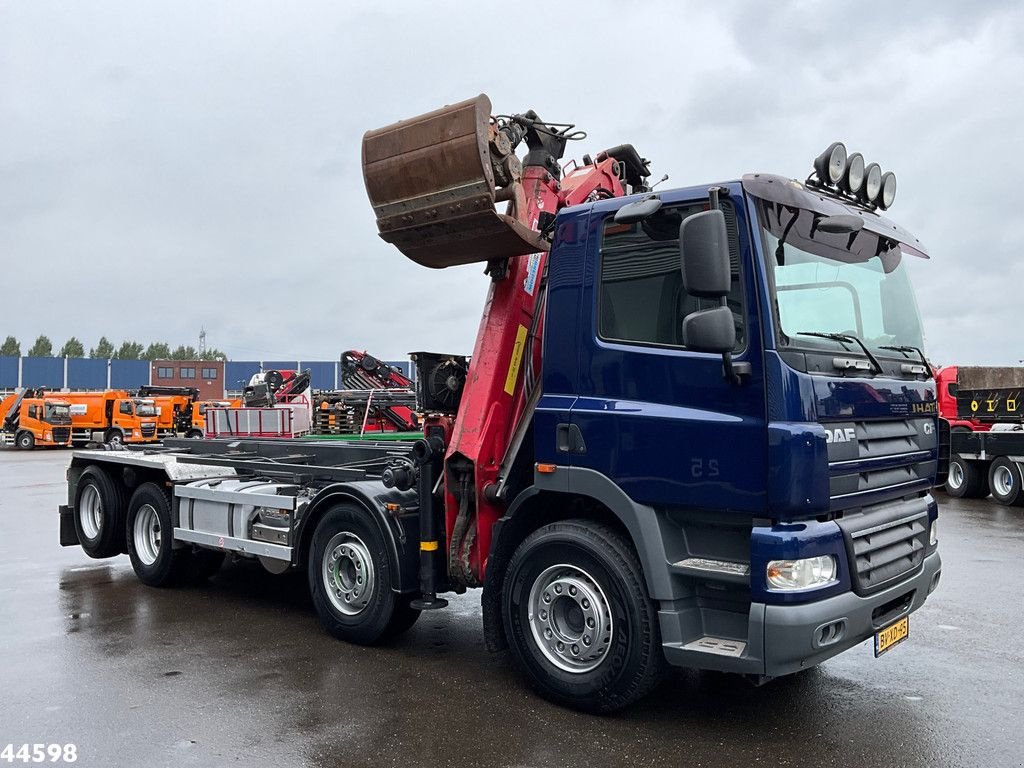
[502,520,664,713]
[308,504,416,644]
[946,455,989,498]
[988,458,1024,506]
[74,466,128,558]
[16,431,34,450]
[126,482,190,586]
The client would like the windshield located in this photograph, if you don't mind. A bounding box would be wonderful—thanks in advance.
[135,404,157,417]
[45,404,71,423]
[760,201,924,355]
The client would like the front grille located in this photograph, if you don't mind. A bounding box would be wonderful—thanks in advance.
[827,418,938,506]
[52,427,71,443]
[836,499,929,595]
[141,424,156,438]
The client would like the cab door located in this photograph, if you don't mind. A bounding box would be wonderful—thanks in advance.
[568,186,768,514]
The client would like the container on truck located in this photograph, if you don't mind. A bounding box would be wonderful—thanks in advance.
[57,96,940,711]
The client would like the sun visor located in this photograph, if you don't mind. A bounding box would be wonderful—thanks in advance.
[743,173,928,259]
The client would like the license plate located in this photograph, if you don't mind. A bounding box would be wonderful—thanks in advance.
[874,616,909,657]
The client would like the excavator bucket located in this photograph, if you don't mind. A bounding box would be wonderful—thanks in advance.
[362,94,547,269]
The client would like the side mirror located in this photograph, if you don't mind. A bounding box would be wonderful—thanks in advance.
[682,306,736,354]
[680,209,730,297]
[614,194,663,225]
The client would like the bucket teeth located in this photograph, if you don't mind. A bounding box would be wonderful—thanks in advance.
[362,94,547,269]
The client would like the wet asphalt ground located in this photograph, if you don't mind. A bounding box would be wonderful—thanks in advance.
[1,449,1022,768]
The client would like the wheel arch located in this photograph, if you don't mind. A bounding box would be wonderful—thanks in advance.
[482,469,673,653]
[297,482,420,593]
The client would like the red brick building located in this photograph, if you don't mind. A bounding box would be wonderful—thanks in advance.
[151,360,225,400]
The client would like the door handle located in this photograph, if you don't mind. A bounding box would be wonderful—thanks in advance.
[556,423,587,454]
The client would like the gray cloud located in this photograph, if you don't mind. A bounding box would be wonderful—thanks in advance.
[1,0,1021,365]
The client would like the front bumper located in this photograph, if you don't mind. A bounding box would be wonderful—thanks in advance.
[660,550,941,676]
[761,550,941,676]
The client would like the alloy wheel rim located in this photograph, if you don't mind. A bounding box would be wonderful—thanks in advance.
[527,563,614,674]
[993,466,1014,497]
[133,503,161,566]
[322,532,375,616]
[79,484,103,540]
[948,462,964,490]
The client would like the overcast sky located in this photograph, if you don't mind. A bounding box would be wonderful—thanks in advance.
[2,1,1021,365]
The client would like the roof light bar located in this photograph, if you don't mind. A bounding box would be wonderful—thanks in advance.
[811,142,897,210]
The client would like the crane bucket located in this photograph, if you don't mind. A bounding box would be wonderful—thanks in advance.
[362,94,547,269]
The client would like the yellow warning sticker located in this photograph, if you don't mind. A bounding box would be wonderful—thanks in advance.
[504,325,529,395]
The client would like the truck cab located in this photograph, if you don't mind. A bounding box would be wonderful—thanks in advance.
[526,172,940,677]
[115,398,159,444]
[1,391,72,449]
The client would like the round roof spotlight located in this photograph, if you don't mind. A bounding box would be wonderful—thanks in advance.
[879,171,897,210]
[813,142,847,186]
[862,162,882,205]
[843,152,865,195]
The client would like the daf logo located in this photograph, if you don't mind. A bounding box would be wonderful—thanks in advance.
[825,427,857,444]
[923,422,934,435]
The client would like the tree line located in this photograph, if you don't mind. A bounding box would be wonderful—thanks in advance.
[0,335,227,361]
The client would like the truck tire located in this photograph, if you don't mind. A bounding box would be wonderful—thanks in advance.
[105,429,124,448]
[74,466,128,558]
[988,458,1024,506]
[126,482,190,587]
[185,429,204,440]
[502,519,664,713]
[946,455,989,498]
[16,431,34,450]
[308,503,415,644]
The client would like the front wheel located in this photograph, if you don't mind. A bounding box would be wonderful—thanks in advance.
[105,429,124,448]
[502,520,664,713]
[308,504,418,644]
[16,431,34,450]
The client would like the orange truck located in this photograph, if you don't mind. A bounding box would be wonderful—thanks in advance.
[52,390,159,447]
[137,386,202,439]
[1,389,73,449]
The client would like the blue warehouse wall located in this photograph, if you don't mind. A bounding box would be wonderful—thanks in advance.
[110,360,150,390]
[21,357,64,389]
[67,358,108,390]
[0,357,17,389]
[306,361,336,390]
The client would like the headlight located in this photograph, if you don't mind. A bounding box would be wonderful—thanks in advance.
[766,556,838,591]
[45,431,52,441]
[929,519,938,546]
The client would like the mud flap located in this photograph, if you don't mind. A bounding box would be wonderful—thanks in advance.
[59,505,80,547]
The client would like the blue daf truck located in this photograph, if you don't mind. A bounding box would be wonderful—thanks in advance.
[59,133,940,711]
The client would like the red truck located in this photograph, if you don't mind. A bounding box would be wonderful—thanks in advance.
[935,366,991,433]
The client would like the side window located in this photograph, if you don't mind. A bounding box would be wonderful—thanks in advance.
[28,405,38,419]
[598,201,744,349]
[119,401,132,415]
[948,382,958,397]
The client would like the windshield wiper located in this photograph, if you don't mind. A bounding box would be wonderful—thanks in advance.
[797,331,883,374]
[878,344,930,372]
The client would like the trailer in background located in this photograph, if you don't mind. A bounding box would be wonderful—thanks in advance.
[943,366,1024,505]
